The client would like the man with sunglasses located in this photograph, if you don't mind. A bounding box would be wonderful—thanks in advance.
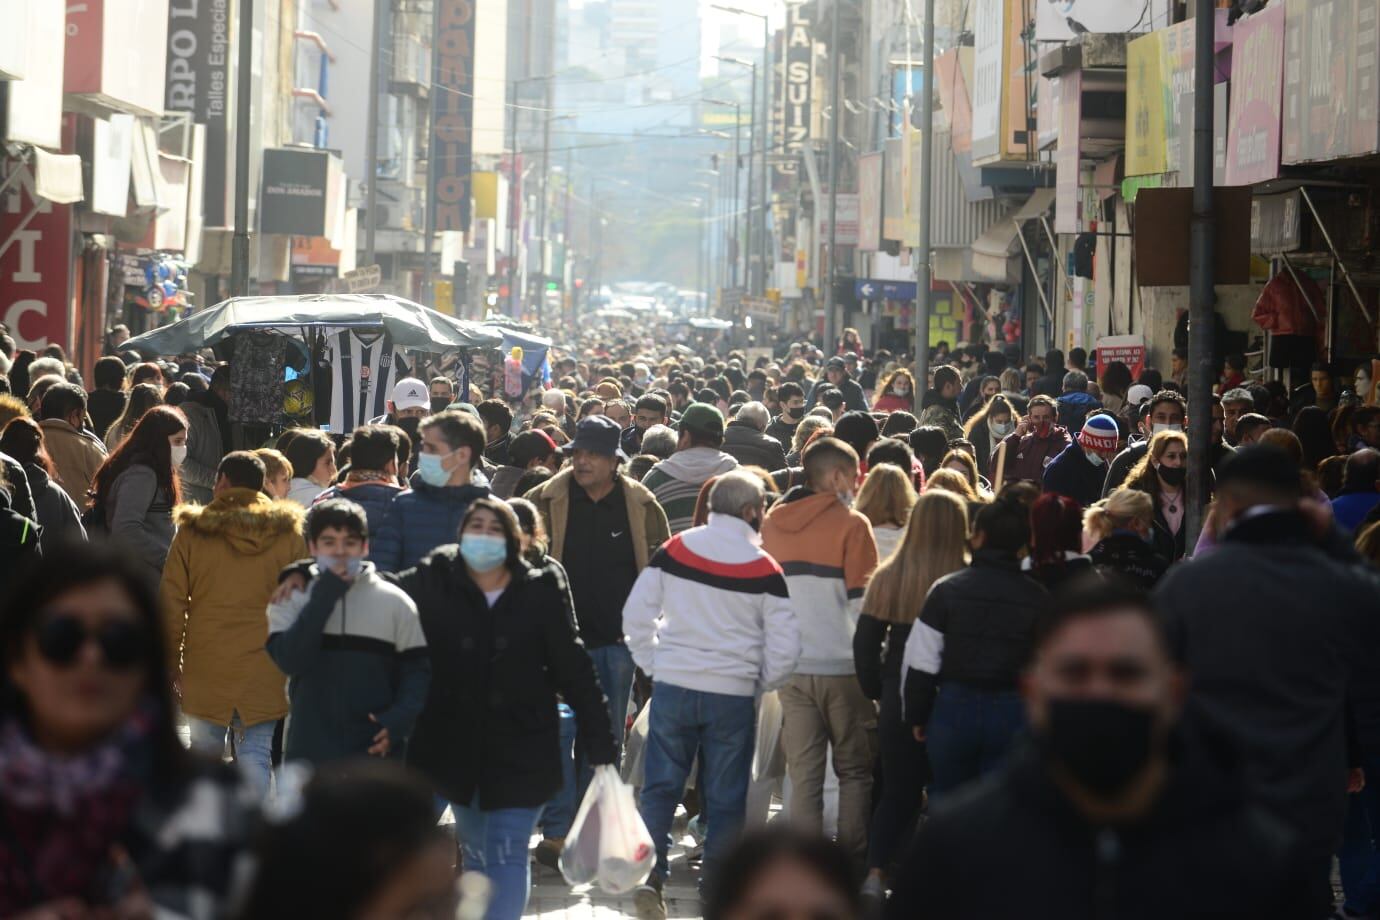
[887,579,1311,919]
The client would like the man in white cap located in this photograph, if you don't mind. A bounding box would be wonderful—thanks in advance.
[1126,383,1155,411]
[377,377,431,470]
[1043,412,1123,507]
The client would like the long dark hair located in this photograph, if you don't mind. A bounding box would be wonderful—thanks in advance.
[91,405,188,508]
[106,382,165,443]
[0,544,186,785]
[458,496,524,572]
[704,825,860,920]
[0,416,57,478]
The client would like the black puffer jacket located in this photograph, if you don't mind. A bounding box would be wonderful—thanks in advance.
[722,421,788,471]
[886,734,1311,920]
[904,550,1050,725]
[399,548,616,809]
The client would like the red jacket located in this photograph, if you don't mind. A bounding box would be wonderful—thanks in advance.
[994,427,1072,485]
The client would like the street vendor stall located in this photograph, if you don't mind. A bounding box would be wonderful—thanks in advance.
[125,294,502,439]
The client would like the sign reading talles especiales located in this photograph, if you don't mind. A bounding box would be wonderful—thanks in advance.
[431,0,477,234]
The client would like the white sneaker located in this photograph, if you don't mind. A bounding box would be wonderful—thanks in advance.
[633,877,667,920]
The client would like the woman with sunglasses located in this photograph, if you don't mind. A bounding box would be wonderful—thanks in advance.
[0,545,252,918]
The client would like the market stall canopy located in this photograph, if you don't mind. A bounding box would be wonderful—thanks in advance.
[124,294,503,357]
[688,317,733,330]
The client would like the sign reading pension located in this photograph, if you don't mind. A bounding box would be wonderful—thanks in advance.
[1283,0,1380,164]
[431,0,477,233]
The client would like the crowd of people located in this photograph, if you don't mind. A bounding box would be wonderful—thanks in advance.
[0,322,1379,920]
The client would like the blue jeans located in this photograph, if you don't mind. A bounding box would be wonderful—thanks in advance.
[1341,755,1380,915]
[452,797,544,920]
[638,683,756,887]
[186,712,276,799]
[587,642,636,754]
[925,684,1025,801]
[539,704,579,838]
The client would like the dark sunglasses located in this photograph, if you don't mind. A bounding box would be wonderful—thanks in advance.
[35,615,148,670]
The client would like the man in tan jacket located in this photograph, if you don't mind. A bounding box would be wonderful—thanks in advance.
[37,383,107,506]
[160,451,306,798]
[526,415,669,861]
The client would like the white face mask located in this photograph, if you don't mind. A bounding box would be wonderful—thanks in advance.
[989,419,1015,438]
[1151,423,1184,435]
[170,444,188,467]
[1084,448,1106,467]
[893,384,911,396]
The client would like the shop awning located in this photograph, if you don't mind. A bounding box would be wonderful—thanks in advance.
[970,188,1056,280]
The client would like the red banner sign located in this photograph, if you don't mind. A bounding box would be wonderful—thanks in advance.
[1,166,72,352]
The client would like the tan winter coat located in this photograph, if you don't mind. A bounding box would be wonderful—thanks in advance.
[38,418,107,506]
[159,488,307,726]
[527,467,670,571]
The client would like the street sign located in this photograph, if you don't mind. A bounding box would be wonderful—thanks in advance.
[343,264,382,294]
[854,279,917,301]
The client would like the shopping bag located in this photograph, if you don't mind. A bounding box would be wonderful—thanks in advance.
[559,764,655,894]
[621,700,651,788]
[752,690,785,782]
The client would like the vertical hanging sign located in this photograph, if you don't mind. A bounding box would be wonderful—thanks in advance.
[776,1,812,182]
[432,0,477,233]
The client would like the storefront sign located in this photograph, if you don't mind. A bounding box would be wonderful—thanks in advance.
[935,49,973,153]
[1283,0,1380,165]
[66,0,169,116]
[165,0,231,227]
[1036,0,1162,42]
[431,0,478,233]
[5,0,65,150]
[0,164,71,351]
[856,152,882,252]
[819,194,859,246]
[1125,29,1168,176]
[1226,4,1285,185]
[882,137,904,242]
[776,1,813,181]
[260,148,330,237]
[1250,190,1302,254]
[855,279,917,301]
[1095,335,1147,381]
[971,0,1005,163]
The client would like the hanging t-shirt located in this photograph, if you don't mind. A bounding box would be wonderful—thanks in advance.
[228,333,288,424]
[325,329,409,433]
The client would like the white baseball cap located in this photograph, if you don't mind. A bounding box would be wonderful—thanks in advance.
[1126,384,1154,407]
[391,377,430,411]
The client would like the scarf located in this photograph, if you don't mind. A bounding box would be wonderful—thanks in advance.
[0,703,158,910]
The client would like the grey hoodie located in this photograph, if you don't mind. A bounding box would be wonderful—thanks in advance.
[640,447,740,535]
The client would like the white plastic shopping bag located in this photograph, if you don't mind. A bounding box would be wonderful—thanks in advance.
[559,764,655,894]
[752,690,785,782]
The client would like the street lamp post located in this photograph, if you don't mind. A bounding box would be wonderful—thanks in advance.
[713,7,770,297]
[704,98,742,289]
[714,55,757,297]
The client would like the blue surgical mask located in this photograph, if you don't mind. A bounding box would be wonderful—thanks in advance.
[417,450,455,487]
[315,555,363,578]
[460,533,508,572]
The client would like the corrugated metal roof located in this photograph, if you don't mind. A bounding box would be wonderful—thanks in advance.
[930,126,1014,250]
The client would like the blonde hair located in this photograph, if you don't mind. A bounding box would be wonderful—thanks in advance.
[938,449,981,491]
[925,468,978,503]
[855,463,916,528]
[862,490,970,623]
[1083,488,1154,543]
[253,448,292,483]
[791,415,833,455]
[1357,520,1380,568]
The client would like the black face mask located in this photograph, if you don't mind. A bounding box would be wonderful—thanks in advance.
[398,416,422,439]
[1157,464,1187,487]
[430,396,451,414]
[1038,698,1157,796]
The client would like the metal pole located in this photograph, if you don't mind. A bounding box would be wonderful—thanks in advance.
[913,0,935,399]
[229,0,254,296]
[824,0,841,353]
[362,0,383,268]
[759,17,770,297]
[506,79,520,316]
[743,64,757,299]
[732,106,742,288]
[421,0,442,306]
[1186,0,1216,545]
[536,82,552,326]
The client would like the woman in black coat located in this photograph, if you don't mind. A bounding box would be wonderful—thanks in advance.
[400,497,615,920]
